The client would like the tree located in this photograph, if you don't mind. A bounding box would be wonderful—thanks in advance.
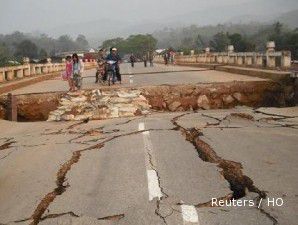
[76,34,89,50]
[178,36,197,52]
[269,22,284,50]
[57,35,76,53]
[125,34,157,56]
[101,38,125,50]
[228,33,255,52]
[274,22,283,35]
[101,34,157,58]
[39,48,48,58]
[14,40,38,59]
[0,42,11,66]
[279,29,298,59]
[32,33,56,56]
[209,32,230,52]
[50,49,56,57]
[196,34,205,52]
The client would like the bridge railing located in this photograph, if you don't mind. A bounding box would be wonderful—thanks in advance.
[173,51,291,69]
[155,43,292,69]
[0,59,97,83]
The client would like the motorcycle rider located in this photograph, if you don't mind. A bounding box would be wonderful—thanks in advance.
[106,47,122,83]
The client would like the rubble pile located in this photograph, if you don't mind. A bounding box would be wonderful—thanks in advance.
[47,89,151,121]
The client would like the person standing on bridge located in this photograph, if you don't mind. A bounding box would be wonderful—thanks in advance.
[163,51,169,65]
[130,53,136,68]
[149,50,154,67]
[65,55,75,91]
[169,50,175,65]
[72,53,83,90]
[96,49,106,83]
[143,53,148,67]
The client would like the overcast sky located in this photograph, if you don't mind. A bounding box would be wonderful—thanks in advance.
[0,0,297,36]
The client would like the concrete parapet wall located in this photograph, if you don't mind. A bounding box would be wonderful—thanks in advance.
[0,60,97,83]
[155,50,291,69]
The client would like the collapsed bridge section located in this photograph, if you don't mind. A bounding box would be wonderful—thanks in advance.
[0,80,285,122]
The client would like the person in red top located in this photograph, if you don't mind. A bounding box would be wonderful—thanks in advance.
[65,55,75,91]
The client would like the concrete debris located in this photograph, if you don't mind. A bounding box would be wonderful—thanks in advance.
[222,95,235,104]
[47,90,151,121]
[197,95,210,110]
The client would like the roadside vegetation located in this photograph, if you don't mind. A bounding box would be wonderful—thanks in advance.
[0,21,297,67]
[154,22,298,59]
[100,34,157,58]
[0,33,89,66]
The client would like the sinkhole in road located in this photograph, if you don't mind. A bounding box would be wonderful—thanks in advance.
[0,80,286,122]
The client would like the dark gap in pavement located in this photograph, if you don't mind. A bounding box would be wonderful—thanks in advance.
[0,141,16,151]
[171,114,266,200]
[98,214,125,221]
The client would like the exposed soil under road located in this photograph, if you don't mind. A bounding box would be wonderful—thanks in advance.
[0,80,285,122]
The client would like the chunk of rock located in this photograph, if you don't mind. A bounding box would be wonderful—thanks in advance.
[118,105,138,117]
[117,90,141,98]
[233,92,242,102]
[47,114,60,122]
[110,97,132,104]
[99,96,111,104]
[74,115,91,121]
[168,101,182,111]
[71,96,87,103]
[223,95,235,104]
[61,114,75,121]
[60,98,73,106]
[197,95,210,110]
[110,107,119,118]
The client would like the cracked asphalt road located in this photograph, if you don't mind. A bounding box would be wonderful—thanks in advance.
[0,107,297,225]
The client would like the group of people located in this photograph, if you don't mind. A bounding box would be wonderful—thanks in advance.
[65,47,160,91]
[64,53,84,92]
[95,47,122,84]
[163,49,176,65]
[129,51,155,68]
[142,51,154,68]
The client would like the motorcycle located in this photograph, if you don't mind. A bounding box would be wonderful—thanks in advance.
[105,60,117,86]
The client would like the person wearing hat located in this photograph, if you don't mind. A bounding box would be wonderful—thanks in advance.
[106,47,122,83]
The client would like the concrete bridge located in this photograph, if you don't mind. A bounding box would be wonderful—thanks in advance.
[0,58,97,84]
[0,45,297,225]
[156,43,292,69]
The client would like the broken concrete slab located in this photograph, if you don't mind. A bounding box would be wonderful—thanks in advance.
[44,134,149,219]
[150,130,231,204]
[0,122,81,223]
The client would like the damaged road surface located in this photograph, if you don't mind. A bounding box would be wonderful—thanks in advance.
[0,106,297,225]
